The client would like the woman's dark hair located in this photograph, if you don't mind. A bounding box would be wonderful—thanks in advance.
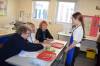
[72,12,85,38]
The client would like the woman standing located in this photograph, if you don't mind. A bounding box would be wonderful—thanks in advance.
[65,12,85,66]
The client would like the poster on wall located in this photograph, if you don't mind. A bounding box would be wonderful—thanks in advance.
[99,25,100,32]
[98,18,100,32]
[83,16,91,35]
[0,0,7,16]
[89,16,100,37]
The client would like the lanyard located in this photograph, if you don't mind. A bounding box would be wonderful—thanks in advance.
[71,25,81,34]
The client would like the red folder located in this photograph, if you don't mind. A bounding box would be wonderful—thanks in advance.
[51,42,64,49]
[37,51,56,61]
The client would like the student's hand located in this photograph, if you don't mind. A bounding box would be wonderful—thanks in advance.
[42,43,51,49]
[64,48,69,53]
[46,38,53,43]
[47,38,53,41]
[44,39,53,44]
[34,40,39,43]
[44,40,48,44]
[44,44,51,48]
[64,44,76,53]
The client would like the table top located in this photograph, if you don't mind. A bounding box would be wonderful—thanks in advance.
[6,40,67,66]
[58,32,71,36]
[85,36,97,41]
[58,32,97,41]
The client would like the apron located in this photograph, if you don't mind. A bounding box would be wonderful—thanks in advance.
[65,34,75,65]
[65,25,81,65]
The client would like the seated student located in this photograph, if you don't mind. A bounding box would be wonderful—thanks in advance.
[35,20,53,43]
[26,22,36,43]
[0,25,44,62]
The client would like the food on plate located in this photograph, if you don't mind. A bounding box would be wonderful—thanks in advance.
[45,47,55,52]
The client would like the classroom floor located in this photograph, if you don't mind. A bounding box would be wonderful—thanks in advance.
[75,53,96,66]
[57,52,96,66]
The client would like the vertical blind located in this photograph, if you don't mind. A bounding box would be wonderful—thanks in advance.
[32,0,50,1]
[57,0,77,2]
[32,0,77,2]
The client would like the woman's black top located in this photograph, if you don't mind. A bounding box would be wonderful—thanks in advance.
[36,28,53,42]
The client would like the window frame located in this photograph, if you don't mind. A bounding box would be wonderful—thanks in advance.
[56,1,76,23]
[32,1,50,21]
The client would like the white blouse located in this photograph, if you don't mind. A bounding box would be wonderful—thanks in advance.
[73,25,83,47]
[27,33,35,43]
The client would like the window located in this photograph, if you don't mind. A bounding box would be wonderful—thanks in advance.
[32,1,49,20]
[56,2,75,23]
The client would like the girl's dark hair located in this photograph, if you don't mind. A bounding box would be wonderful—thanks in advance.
[72,12,85,38]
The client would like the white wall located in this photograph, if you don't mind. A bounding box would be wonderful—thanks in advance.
[0,0,100,39]
[15,0,100,39]
[0,0,19,25]
[76,0,100,16]
[1,0,100,25]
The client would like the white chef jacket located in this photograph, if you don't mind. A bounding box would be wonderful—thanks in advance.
[73,25,83,47]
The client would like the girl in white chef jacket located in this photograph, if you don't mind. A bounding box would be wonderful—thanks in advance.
[65,12,85,66]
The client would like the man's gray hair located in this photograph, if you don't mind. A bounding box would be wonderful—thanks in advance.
[16,25,31,34]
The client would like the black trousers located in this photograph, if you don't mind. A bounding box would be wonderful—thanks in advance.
[96,42,100,66]
[65,47,80,66]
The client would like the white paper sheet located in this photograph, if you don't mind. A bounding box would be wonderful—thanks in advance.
[30,58,48,66]
[18,50,39,58]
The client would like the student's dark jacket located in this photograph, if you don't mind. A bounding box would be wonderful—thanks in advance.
[0,33,43,61]
[97,35,100,50]
[36,28,53,42]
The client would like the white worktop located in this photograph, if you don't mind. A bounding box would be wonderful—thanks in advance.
[6,40,67,66]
